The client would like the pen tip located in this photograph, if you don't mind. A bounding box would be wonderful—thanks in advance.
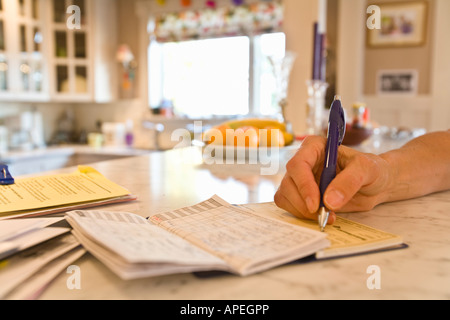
[317,207,330,233]
[334,95,341,101]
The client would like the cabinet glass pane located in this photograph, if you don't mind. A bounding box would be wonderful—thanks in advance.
[33,28,43,52]
[56,65,69,92]
[32,61,43,92]
[0,21,4,51]
[55,31,67,57]
[20,25,27,52]
[75,66,87,93]
[32,0,39,20]
[20,61,30,91]
[18,0,25,16]
[0,57,7,91]
[53,0,66,23]
[74,32,86,58]
[73,0,86,25]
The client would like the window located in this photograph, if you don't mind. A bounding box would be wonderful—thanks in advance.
[147,1,285,118]
[148,32,286,118]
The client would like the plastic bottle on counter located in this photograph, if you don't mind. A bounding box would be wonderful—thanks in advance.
[125,119,134,147]
[87,120,104,148]
[351,102,367,128]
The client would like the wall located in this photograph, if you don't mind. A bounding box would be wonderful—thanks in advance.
[0,103,74,144]
[430,0,450,130]
[283,0,320,136]
[364,0,434,95]
[337,0,450,132]
[116,0,141,100]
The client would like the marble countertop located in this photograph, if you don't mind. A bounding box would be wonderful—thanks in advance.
[34,146,450,300]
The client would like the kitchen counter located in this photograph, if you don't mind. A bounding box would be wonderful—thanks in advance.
[0,144,152,162]
[34,146,450,300]
[0,144,153,176]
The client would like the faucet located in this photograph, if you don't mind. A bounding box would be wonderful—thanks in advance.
[142,121,165,150]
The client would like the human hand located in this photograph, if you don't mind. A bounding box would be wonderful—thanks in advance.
[274,136,391,224]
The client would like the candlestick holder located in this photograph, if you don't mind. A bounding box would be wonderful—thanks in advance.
[306,80,328,136]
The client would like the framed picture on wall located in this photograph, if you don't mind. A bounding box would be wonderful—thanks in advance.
[377,69,419,95]
[367,1,428,48]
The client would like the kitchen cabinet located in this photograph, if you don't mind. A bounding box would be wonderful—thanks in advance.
[0,0,117,103]
[48,0,92,101]
[47,0,118,102]
[0,0,49,101]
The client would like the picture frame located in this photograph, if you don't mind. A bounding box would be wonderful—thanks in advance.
[377,69,419,95]
[367,1,428,48]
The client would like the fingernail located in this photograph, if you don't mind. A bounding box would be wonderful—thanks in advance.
[325,189,345,209]
[305,197,315,214]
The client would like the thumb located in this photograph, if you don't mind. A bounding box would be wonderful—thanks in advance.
[323,154,374,211]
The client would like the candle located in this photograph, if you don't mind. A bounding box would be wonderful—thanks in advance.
[319,33,326,82]
[318,0,327,34]
[314,0,327,82]
[312,23,322,80]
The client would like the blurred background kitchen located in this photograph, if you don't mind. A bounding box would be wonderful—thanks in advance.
[0,0,449,176]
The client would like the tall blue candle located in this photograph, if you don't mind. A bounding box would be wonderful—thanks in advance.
[319,33,326,82]
[312,22,322,80]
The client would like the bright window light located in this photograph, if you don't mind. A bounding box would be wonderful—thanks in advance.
[153,37,249,117]
[257,32,286,116]
[148,32,286,118]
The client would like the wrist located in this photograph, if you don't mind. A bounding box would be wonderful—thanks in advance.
[378,151,400,204]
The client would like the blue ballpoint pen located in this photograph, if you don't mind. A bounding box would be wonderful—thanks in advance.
[318,95,346,232]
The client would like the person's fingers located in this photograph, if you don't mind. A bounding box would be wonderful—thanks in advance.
[275,135,350,225]
[274,187,309,220]
[285,136,326,214]
[275,175,317,220]
[274,182,337,225]
[337,193,379,212]
[326,211,337,225]
[323,152,383,212]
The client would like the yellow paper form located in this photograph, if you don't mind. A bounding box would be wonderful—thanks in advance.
[241,202,404,259]
[0,166,131,215]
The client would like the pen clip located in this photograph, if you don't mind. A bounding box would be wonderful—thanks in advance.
[0,164,15,185]
[330,95,346,146]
